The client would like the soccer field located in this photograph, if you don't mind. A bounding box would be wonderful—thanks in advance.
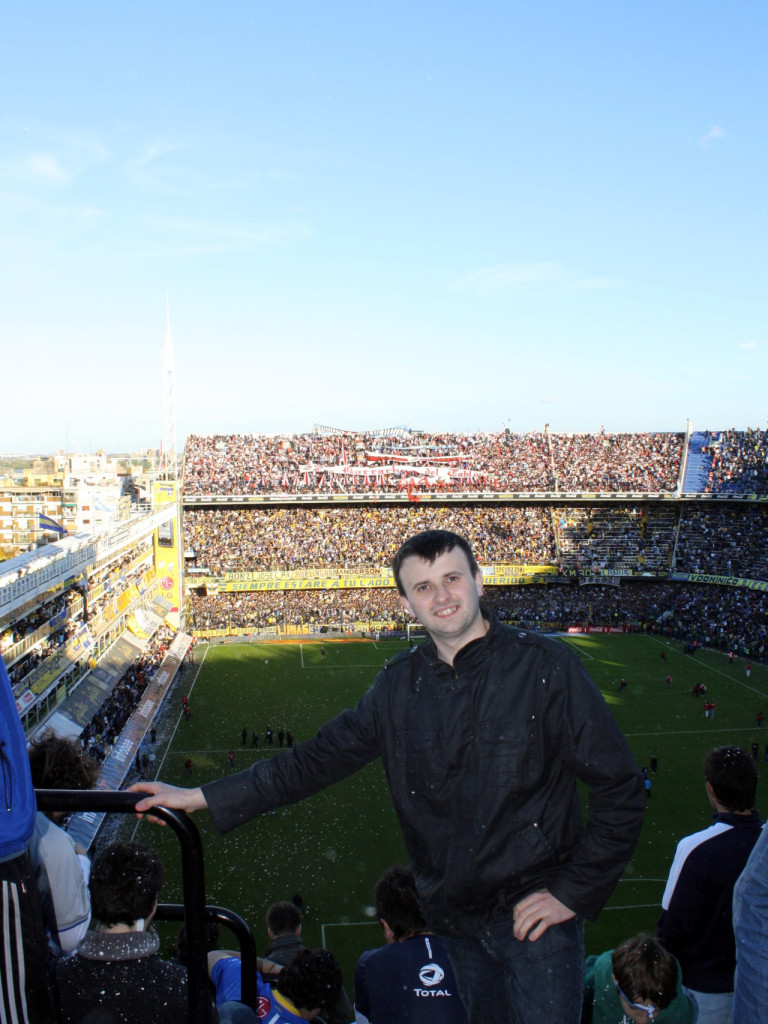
[128,634,768,988]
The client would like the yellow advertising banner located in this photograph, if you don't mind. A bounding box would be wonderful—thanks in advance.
[485,564,558,577]
[153,481,181,626]
[213,574,547,593]
[29,627,93,694]
[212,563,555,584]
[219,574,393,592]
[116,584,141,613]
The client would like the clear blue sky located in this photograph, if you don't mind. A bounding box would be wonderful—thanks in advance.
[2,2,766,454]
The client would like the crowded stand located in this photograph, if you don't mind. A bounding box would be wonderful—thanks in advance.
[188,589,404,633]
[185,500,768,581]
[78,624,175,763]
[183,430,554,494]
[183,482,768,662]
[556,505,679,573]
[187,580,767,660]
[4,553,154,694]
[706,427,768,493]
[184,504,557,574]
[182,429,685,496]
[484,580,768,658]
[549,431,683,492]
[675,506,768,579]
[1,591,79,652]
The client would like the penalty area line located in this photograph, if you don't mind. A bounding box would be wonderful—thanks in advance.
[558,637,595,661]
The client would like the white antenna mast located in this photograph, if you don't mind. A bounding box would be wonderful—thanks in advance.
[161,293,178,480]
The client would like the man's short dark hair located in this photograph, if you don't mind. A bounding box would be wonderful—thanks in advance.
[704,745,757,811]
[611,933,678,1009]
[391,530,480,596]
[89,842,163,926]
[275,948,342,1011]
[266,900,301,936]
[28,728,99,790]
[374,866,426,941]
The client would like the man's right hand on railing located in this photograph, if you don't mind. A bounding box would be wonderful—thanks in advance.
[128,781,209,825]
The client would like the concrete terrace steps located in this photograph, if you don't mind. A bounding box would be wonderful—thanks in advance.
[683,432,713,492]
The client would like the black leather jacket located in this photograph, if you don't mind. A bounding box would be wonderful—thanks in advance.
[203,617,645,937]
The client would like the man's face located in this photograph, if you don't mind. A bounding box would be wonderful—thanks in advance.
[397,547,485,658]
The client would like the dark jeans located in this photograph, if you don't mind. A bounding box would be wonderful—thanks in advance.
[444,914,584,1024]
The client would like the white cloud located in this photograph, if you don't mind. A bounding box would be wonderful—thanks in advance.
[0,127,109,188]
[130,215,313,255]
[27,152,69,182]
[542,396,560,405]
[738,340,758,350]
[699,125,726,146]
[457,262,622,296]
[131,140,181,169]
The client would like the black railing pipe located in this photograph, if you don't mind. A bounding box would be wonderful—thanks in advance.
[156,902,258,1010]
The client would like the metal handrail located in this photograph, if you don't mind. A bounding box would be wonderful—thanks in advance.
[36,788,257,1024]
[156,902,259,1010]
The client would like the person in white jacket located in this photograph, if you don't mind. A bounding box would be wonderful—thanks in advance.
[27,728,99,955]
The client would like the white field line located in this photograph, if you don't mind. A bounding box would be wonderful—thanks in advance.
[558,636,595,660]
[321,920,379,948]
[320,888,670,942]
[128,645,209,841]
[605,903,664,911]
[623,725,766,738]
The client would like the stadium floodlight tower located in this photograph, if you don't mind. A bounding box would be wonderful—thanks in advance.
[160,294,178,481]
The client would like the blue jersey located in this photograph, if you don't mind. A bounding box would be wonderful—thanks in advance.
[211,958,304,1024]
[354,934,467,1023]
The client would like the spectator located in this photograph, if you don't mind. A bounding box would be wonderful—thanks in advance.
[583,933,696,1023]
[27,728,99,956]
[262,901,354,1024]
[54,842,192,1024]
[0,657,54,1024]
[658,746,762,1023]
[731,823,768,1024]
[354,866,467,1024]
[209,947,342,1023]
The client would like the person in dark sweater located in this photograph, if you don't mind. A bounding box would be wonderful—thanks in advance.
[54,842,191,1024]
[263,901,354,1024]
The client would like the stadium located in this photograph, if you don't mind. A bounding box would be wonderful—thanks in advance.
[4,423,768,1023]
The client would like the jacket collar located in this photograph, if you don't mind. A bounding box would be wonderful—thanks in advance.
[713,809,762,828]
[420,610,497,670]
[77,929,160,961]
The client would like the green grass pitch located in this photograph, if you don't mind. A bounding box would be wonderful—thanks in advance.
[129,634,768,989]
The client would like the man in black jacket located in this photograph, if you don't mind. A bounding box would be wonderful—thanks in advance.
[133,530,645,1024]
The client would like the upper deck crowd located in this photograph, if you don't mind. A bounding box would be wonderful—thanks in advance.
[181,427,768,496]
[182,429,686,495]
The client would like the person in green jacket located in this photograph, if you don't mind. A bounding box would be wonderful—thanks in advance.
[583,933,697,1024]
